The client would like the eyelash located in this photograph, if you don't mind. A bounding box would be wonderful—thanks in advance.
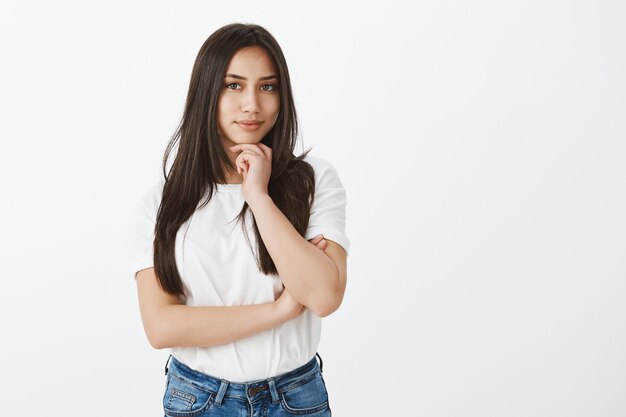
[224,82,278,92]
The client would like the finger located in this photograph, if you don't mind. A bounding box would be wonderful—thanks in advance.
[238,150,261,163]
[236,154,249,174]
[230,144,265,158]
[236,151,257,170]
[308,234,323,243]
[238,157,253,175]
[256,143,273,159]
[320,239,327,249]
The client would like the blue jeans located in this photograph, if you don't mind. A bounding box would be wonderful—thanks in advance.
[162,353,332,417]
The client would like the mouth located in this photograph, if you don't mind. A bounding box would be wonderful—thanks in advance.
[236,120,263,125]
[236,121,263,131]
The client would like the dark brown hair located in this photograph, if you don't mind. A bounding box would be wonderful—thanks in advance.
[153,23,315,299]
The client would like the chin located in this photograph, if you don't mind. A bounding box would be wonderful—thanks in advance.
[237,137,264,144]
[224,130,268,146]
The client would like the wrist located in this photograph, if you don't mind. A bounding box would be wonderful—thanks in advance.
[247,193,273,212]
[271,298,288,325]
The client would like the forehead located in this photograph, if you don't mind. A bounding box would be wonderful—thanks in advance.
[225,46,276,77]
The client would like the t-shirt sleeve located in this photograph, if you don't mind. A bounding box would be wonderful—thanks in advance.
[129,179,164,280]
[304,157,350,254]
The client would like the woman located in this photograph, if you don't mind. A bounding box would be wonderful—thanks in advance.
[131,23,349,416]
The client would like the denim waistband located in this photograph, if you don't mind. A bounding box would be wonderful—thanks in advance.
[164,353,324,405]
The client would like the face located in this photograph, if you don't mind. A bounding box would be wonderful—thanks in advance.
[216,46,280,149]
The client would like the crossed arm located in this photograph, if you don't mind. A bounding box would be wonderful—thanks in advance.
[248,195,348,318]
[135,229,347,350]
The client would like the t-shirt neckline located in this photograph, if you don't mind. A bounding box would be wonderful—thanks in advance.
[215,183,242,191]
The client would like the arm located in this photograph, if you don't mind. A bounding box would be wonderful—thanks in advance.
[135,267,302,349]
[228,143,348,318]
[249,195,348,318]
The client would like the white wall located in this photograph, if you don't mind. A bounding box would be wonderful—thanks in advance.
[1,1,624,416]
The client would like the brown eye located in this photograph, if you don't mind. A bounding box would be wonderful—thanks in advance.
[261,84,277,92]
[225,82,240,90]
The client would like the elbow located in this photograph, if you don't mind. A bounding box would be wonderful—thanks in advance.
[148,332,168,350]
[310,292,343,318]
[312,305,337,318]
[143,315,170,350]
[309,275,346,318]
[145,325,167,350]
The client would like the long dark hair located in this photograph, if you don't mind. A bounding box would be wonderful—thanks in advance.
[153,23,315,299]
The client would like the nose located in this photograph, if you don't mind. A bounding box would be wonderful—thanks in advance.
[241,88,259,113]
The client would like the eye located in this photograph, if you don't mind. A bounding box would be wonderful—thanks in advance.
[261,84,278,92]
[225,82,241,90]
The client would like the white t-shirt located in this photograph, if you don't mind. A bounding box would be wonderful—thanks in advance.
[130,155,350,382]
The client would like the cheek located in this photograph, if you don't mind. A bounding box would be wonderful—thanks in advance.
[265,98,280,121]
[217,96,237,119]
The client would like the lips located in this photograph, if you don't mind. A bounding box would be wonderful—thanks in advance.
[236,120,263,125]
[236,121,263,131]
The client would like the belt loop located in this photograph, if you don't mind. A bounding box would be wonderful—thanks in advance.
[268,378,280,404]
[316,352,324,373]
[164,354,172,376]
[214,380,229,406]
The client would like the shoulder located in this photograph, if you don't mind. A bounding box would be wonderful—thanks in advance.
[301,154,344,187]
[136,176,166,213]
[302,154,335,172]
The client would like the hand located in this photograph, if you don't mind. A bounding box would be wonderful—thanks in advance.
[229,143,272,205]
[308,234,328,251]
[274,286,304,322]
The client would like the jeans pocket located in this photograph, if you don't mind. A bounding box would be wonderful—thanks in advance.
[163,373,214,417]
[279,370,329,415]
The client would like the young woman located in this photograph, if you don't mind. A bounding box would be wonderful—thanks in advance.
[131,23,349,417]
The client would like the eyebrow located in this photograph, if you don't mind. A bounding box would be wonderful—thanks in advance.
[225,73,278,81]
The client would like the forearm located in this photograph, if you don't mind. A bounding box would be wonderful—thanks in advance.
[150,302,283,349]
[248,195,340,316]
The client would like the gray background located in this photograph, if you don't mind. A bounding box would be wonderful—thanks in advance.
[1,1,625,416]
